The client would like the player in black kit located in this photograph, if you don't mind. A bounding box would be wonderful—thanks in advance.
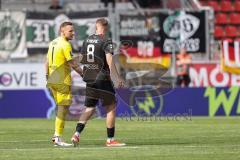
[71,18,126,147]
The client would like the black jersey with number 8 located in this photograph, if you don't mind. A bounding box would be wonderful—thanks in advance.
[80,34,114,83]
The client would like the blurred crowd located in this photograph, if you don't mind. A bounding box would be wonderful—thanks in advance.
[48,0,164,10]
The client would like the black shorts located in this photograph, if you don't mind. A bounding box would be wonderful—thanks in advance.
[85,80,116,107]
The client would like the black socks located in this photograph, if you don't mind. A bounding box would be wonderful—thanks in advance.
[107,127,115,138]
[76,123,85,134]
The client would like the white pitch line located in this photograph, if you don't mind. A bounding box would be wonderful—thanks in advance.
[0,134,238,143]
[0,137,162,143]
[0,144,240,151]
[0,139,106,143]
[0,146,141,151]
[0,139,107,143]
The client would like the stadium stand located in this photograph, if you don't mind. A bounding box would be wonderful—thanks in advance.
[0,0,219,72]
[200,0,240,40]
[214,25,225,38]
[1,0,101,11]
[207,0,220,11]
[215,13,228,24]
[225,25,239,37]
[229,13,240,24]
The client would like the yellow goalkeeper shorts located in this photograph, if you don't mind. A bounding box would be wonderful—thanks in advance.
[48,84,72,106]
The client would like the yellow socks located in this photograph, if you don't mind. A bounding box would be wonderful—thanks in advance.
[54,106,68,136]
[54,116,65,136]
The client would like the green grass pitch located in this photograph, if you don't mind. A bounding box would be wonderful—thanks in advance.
[0,117,239,160]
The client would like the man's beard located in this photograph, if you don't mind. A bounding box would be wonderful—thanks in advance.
[66,36,73,41]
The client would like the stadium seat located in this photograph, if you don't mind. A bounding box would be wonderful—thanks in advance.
[220,1,234,12]
[215,13,228,24]
[214,26,225,39]
[229,13,240,24]
[235,1,240,12]
[207,1,220,11]
[225,26,238,37]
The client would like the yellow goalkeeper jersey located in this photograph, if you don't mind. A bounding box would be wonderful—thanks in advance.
[47,37,73,86]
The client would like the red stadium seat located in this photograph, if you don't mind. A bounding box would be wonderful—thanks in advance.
[235,1,240,12]
[229,13,240,24]
[225,26,238,37]
[207,1,220,11]
[215,13,228,24]
[220,1,234,12]
[214,26,225,38]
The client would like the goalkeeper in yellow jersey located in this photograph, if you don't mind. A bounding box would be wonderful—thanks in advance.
[45,22,83,147]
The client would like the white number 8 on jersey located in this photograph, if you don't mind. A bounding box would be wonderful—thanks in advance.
[87,44,95,62]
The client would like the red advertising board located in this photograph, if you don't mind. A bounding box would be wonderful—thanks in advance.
[189,63,240,87]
